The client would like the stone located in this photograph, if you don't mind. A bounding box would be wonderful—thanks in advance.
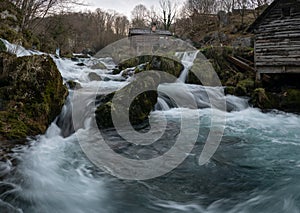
[0,52,68,140]
[95,72,161,128]
[88,72,102,81]
[90,62,106,70]
[118,55,184,78]
[66,80,82,90]
[232,37,254,48]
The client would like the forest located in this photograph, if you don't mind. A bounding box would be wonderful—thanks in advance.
[2,0,273,54]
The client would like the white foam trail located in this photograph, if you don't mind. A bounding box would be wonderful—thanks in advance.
[0,38,45,57]
[177,50,199,83]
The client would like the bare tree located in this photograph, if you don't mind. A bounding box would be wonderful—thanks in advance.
[114,15,129,36]
[187,0,217,14]
[248,0,272,17]
[236,0,250,25]
[131,4,149,28]
[9,0,85,30]
[147,6,160,26]
[159,0,177,30]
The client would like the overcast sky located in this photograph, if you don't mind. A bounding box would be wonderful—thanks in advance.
[80,0,185,18]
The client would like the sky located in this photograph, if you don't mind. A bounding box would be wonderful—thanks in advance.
[80,0,185,18]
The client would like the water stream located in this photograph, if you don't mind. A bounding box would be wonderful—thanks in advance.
[0,41,300,213]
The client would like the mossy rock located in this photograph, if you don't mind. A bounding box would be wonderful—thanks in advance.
[200,46,255,86]
[95,72,168,128]
[280,89,300,112]
[225,86,236,95]
[118,55,184,78]
[91,62,106,70]
[250,88,300,112]
[66,80,82,90]
[0,52,68,140]
[250,88,279,110]
[235,78,255,96]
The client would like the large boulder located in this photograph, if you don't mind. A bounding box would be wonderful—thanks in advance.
[95,72,174,128]
[250,88,300,112]
[117,55,184,78]
[0,52,68,140]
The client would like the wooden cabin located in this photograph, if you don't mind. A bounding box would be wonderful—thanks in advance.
[128,26,172,53]
[247,0,300,80]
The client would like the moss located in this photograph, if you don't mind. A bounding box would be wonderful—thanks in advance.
[0,26,20,42]
[235,78,255,96]
[96,73,160,128]
[281,89,300,111]
[250,88,279,109]
[118,55,184,78]
[225,86,236,95]
[0,53,67,140]
[0,111,28,140]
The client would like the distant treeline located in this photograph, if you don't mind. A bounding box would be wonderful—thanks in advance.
[5,0,273,53]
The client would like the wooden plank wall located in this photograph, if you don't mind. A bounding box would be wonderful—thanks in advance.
[254,0,300,77]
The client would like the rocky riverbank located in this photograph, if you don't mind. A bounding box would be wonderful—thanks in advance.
[107,46,300,116]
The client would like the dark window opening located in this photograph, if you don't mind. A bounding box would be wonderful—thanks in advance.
[282,7,291,17]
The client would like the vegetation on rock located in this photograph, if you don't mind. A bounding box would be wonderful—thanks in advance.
[0,53,68,140]
[95,72,164,128]
[118,55,184,78]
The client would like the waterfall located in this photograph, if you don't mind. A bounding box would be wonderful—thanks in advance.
[0,38,44,57]
[177,50,199,83]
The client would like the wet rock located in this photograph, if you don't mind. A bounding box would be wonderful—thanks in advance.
[76,62,85,66]
[71,57,79,62]
[280,89,300,112]
[66,80,82,90]
[82,48,95,56]
[88,72,102,81]
[250,88,279,110]
[90,62,106,70]
[250,88,300,112]
[118,55,184,78]
[0,52,68,140]
[95,72,171,128]
[112,68,121,75]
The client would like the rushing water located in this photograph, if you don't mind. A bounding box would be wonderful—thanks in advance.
[0,41,300,213]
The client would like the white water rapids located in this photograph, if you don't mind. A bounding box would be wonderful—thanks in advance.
[0,40,300,213]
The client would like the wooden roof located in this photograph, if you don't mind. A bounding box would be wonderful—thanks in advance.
[129,28,172,37]
[247,0,281,32]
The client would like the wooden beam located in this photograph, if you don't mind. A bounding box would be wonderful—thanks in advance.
[227,56,256,73]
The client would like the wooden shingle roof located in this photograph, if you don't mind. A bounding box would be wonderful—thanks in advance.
[129,28,172,37]
[247,0,281,32]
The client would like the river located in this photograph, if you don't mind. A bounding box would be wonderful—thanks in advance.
[0,40,300,213]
